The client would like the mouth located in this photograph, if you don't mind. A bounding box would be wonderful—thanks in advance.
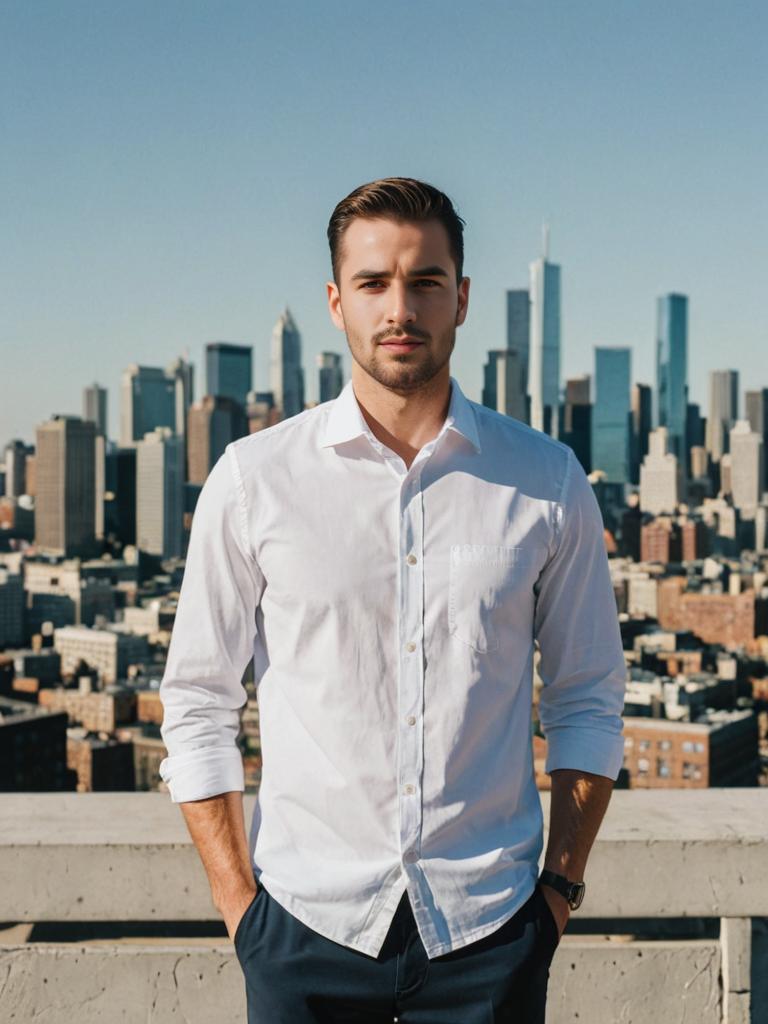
[378,336,425,353]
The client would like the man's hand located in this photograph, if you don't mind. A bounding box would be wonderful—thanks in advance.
[540,882,570,941]
[221,881,260,942]
[177,791,258,943]
[541,767,616,943]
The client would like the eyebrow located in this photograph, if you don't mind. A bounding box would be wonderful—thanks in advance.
[350,265,450,281]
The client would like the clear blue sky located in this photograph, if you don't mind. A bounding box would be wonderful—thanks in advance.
[2,0,766,444]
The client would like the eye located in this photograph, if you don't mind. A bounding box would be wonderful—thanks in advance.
[360,280,384,289]
[414,279,440,288]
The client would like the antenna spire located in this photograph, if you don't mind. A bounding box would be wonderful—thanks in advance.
[542,222,550,261]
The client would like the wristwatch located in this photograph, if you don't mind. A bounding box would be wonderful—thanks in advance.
[539,869,586,910]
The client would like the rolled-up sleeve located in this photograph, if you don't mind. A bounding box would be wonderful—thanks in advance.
[159,442,264,803]
[533,448,626,780]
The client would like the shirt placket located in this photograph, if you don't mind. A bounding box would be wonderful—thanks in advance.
[397,450,427,871]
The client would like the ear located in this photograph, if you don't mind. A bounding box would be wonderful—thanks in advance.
[327,280,346,331]
[455,276,470,327]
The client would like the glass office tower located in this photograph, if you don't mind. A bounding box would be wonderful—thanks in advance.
[656,294,688,465]
[592,347,631,485]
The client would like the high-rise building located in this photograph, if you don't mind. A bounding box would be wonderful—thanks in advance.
[592,347,631,485]
[639,427,681,515]
[317,352,343,404]
[166,356,195,440]
[187,396,248,485]
[35,416,97,558]
[527,229,560,436]
[729,420,765,512]
[706,370,739,462]
[105,447,136,547]
[83,382,108,437]
[270,309,304,418]
[206,343,252,410]
[655,294,688,463]
[120,365,176,448]
[481,350,526,421]
[560,375,591,473]
[136,427,184,559]
[506,289,530,397]
[630,384,652,485]
[246,391,282,433]
[745,388,768,481]
[3,440,29,498]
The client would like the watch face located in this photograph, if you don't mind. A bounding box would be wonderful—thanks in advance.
[568,883,586,910]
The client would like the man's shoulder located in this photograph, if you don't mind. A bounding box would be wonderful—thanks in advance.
[469,400,573,469]
[227,402,332,466]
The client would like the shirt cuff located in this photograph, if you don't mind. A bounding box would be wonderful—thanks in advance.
[543,725,625,781]
[159,746,245,803]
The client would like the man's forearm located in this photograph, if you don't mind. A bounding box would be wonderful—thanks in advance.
[543,767,615,880]
[179,790,257,937]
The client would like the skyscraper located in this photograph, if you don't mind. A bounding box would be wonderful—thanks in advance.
[136,427,184,559]
[166,356,195,440]
[528,228,560,436]
[186,396,248,485]
[706,370,739,462]
[83,383,108,437]
[592,347,631,485]
[481,350,526,421]
[317,352,343,403]
[506,289,529,380]
[729,420,765,512]
[655,294,688,463]
[560,375,591,473]
[35,416,97,558]
[630,383,652,485]
[120,365,176,448]
[745,388,768,481]
[206,343,252,410]
[639,427,681,515]
[271,309,305,418]
[3,440,29,498]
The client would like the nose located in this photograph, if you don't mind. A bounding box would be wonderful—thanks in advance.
[387,281,416,325]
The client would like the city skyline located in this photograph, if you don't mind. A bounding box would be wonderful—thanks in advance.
[2,2,766,442]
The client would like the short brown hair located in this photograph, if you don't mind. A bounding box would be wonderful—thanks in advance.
[327,177,466,284]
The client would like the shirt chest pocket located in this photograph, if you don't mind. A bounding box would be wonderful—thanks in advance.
[448,544,535,653]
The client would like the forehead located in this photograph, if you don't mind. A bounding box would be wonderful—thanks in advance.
[338,217,453,274]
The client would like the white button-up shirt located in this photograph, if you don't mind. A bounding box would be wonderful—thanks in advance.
[159,376,626,959]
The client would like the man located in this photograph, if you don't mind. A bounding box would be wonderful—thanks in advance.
[159,177,626,1023]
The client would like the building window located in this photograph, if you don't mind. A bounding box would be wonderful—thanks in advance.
[659,739,672,751]
[682,741,693,753]
[637,757,649,774]
[693,741,705,753]
[682,762,703,781]
[624,737,634,749]
[656,757,671,778]
[639,739,651,752]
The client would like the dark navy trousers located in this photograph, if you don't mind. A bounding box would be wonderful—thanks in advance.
[234,883,560,1023]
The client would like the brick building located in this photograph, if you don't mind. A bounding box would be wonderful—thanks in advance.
[657,576,764,646]
[38,685,136,732]
[621,710,759,787]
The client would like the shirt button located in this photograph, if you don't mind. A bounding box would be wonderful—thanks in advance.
[405,641,416,653]
[403,784,415,795]
[404,851,418,863]
[407,715,416,726]
[406,553,417,565]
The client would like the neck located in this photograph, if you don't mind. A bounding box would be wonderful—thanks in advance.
[350,364,452,469]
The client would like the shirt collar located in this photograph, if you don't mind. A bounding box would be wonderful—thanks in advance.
[320,375,481,454]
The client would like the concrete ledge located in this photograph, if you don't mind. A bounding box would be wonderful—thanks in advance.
[2,790,767,921]
[0,939,721,1024]
[0,943,246,1023]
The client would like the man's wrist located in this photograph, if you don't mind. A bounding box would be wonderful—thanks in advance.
[539,869,585,910]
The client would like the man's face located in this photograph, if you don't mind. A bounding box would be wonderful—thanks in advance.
[327,217,470,393]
